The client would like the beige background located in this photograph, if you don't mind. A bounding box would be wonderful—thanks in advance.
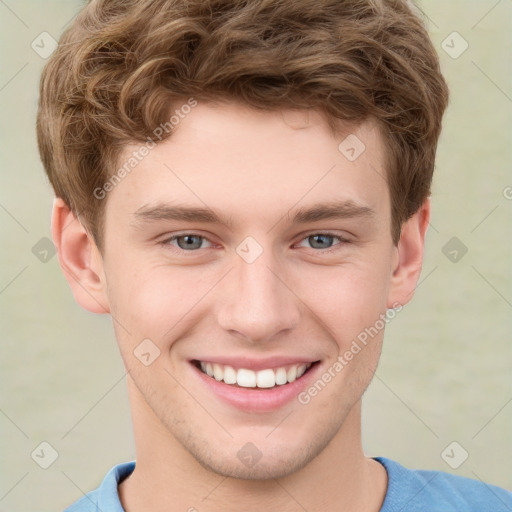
[0,1,511,510]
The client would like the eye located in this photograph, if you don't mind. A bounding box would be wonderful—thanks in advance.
[161,233,213,251]
[296,232,350,252]
[160,231,350,254]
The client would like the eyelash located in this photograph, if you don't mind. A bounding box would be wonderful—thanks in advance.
[160,231,351,254]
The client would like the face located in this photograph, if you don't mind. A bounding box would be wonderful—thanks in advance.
[80,101,408,479]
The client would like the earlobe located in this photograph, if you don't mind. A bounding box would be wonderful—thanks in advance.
[51,198,110,314]
[387,198,431,308]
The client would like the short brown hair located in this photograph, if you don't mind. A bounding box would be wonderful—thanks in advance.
[36,0,449,248]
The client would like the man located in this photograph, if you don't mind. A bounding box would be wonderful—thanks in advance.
[36,0,512,510]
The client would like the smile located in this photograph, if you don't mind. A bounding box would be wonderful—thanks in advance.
[194,360,313,389]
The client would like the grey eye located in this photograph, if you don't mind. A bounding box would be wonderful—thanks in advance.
[173,234,205,250]
[306,234,337,249]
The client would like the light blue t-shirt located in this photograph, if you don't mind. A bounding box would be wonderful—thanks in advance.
[64,457,512,511]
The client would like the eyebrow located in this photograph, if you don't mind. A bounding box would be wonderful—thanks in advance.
[132,200,375,230]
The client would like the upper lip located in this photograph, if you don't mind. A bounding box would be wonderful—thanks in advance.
[190,356,319,371]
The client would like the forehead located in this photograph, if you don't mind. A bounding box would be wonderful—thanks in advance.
[108,100,390,231]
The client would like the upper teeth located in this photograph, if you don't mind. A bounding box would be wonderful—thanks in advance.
[199,361,312,388]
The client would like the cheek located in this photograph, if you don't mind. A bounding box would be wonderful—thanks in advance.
[104,262,184,355]
[295,259,391,342]
[108,260,177,314]
[106,262,220,362]
[106,245,392,357]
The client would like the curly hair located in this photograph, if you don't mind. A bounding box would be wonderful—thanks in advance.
[36,0,449,249]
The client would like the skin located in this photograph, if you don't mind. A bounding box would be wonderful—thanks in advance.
[52,100,430,511]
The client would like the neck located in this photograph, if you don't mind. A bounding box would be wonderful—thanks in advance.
[119,377,387,512]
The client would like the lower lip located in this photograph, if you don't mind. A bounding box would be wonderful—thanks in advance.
[190,361,321,412]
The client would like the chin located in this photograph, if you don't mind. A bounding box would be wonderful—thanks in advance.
[176,425,336,481]
[194,449,315,481]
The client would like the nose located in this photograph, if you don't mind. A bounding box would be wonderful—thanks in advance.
[216,246,301,343]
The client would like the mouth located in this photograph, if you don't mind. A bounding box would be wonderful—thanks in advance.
[192,359,317,389]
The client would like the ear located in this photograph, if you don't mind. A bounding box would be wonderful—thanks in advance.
[51,198,110,314]
[387,198,431,308]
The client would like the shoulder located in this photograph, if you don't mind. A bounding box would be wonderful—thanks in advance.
[63,489,100,512]
[63,461,136,512]
[375,457,512,512]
